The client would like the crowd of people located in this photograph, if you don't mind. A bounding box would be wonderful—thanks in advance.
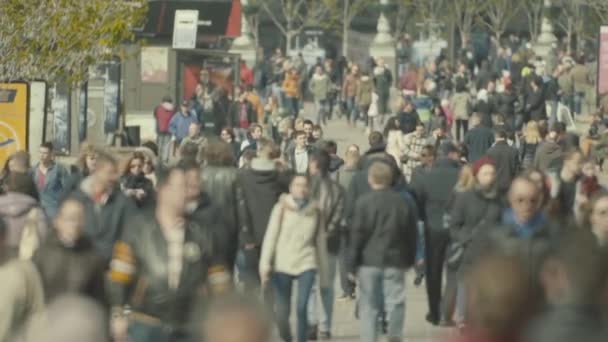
[1,36,608,342]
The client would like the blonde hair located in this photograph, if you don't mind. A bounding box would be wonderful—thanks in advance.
[454,164,476,193]
[344,144,360,167]
[523,121,542,144]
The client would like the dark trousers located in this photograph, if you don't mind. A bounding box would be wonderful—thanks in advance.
[238,248,274,305]
[455,119,468,142]
[338,234,355,296]
[424,229,450,321]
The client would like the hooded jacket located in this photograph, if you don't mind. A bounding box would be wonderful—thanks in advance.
[0,192,48,258]
[155,101,175,134]
[309,73,331,100]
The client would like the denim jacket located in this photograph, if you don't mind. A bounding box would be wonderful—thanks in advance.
[32,162,68,219]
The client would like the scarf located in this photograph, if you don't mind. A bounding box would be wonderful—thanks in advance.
[502,208,546,239]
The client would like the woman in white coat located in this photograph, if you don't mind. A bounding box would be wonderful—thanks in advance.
[260,174,327,342]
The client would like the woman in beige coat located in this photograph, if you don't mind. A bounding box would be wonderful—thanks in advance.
[259,174,327,342]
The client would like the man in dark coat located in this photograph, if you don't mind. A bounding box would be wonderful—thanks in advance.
[237,139,287,292]
[67,151,135,261]
[487,129,520,196]
[464,113,495,163]
[348,161,417,342]
[413,142,461,325]
[345,132,404,224]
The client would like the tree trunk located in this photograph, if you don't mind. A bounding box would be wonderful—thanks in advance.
[342,0,350,57]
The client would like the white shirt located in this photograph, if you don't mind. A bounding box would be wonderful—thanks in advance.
[161,226,185,290]
[294,148,309,173]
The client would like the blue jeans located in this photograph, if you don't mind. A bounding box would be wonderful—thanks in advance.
[286,97,300,118]
[315,99,329,125]
[346,96,357,122]
[128,321,192,342]
[157,133,172,165]
[358,267,406,342]
[548,100,558,126]
[308,255,337,333]
[273,270,317,342]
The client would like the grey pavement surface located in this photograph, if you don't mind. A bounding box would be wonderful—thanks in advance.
[298,103,448,342]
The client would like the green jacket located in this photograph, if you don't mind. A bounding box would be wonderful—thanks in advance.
[309,74,331,100]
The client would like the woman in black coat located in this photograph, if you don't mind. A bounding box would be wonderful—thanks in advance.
[120,151,155,208]
[526,77,547,122]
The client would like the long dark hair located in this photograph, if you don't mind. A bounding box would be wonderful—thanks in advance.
[383,117,400,137]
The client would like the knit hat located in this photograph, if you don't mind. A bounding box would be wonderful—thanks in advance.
[472,156,496,176]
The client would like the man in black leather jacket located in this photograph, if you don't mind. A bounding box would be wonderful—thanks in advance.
[108,166,230,342]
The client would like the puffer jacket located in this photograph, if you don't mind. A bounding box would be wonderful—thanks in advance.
[0,192,48,258]
[356,76,373,107]
[309,73,331,101]
[282,72,300,98]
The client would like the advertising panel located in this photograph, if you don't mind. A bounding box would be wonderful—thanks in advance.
[0,83,29,166]
[598,26,608,103]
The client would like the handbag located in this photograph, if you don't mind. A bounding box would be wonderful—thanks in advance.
[446,201,490,270]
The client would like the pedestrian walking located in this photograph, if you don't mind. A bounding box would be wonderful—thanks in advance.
[259,174,324,342]
[348,161,417,342]
[154,95,175,165]
[32,142,69,219]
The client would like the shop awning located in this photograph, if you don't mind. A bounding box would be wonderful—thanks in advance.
[139,0,241,38]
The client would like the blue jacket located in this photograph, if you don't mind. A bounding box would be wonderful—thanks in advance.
[169,111,198,142]
[32,162,69,219]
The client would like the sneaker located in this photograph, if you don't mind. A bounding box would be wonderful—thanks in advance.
[413,274,424,287]
[337,294,350,301]
[319,331,331,340]
[307,325,318,341]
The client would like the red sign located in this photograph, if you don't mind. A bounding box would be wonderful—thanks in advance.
[598,26,608,97]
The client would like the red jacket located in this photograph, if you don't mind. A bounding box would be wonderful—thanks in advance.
[155,102,175,133]
[241,65,254,87]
